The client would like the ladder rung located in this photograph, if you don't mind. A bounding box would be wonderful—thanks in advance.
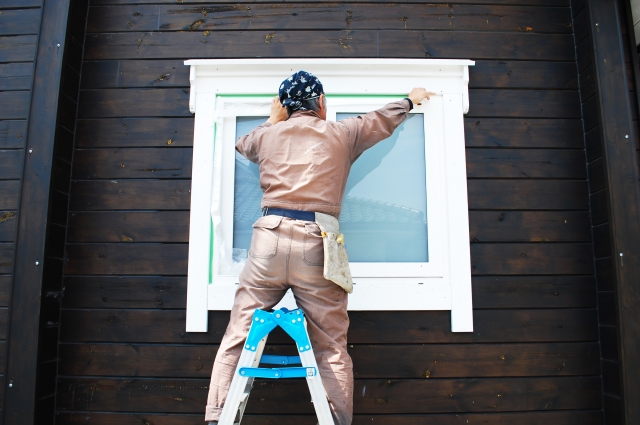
[260,355,301,365]
[239,366,316,379]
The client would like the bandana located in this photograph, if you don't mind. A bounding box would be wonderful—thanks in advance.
[278,70,324,112]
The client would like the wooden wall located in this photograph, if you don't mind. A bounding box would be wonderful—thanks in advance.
[56,0,603,424]
[0,0,44,418]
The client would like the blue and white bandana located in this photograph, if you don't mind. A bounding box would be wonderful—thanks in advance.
[278,70,324,112]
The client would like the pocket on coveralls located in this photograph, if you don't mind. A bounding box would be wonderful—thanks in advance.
[303,223,324,267]
[248,215,283,259]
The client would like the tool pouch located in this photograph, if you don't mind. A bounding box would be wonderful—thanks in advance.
[314,212,353,294]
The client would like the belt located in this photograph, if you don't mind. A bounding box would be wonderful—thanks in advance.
[263,207,315,222]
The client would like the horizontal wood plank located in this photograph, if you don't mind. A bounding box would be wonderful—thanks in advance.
[81,60,191,89]
[66,210,590,244]
[65,243,188,275]
[77,88,579,119]
[71,147,586,180]
[62,276,187,309]
[78,89,191,118]
[80,60,578,90]
[60,274,595,310]
[58,342,600,378]
[0,121,27,149]
[472,275,596,308]
[468,180,588,210]
[68,179,588,211]
[72,148,192,179]
[0,8,41,35]
[84,31,575,61]
[470,60,577,89]
[55,411,604,425]
[0,91,31,120]
[0,244,14,274]
[0,150,23,179]
[0,211,18,242]
[0,62,33,90]
[59,309,598,344]
[470,243,593,275]
[73,117,580,149]
[87,4,572,34]
[0,308,7,339]
[56,376,601,413]
[64,242,593,276]
[0,35,37,62]
[0,181,19,211]
[469,211,591,242]
[67,211,189,242]
[76,118,194,147]
[69,180,191,211]
[464,118,583,148]
[0,275,10,307]
[467,89,580,118]
[466,149,586,178]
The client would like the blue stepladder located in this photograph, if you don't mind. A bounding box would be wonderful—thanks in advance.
[217,308,336,425]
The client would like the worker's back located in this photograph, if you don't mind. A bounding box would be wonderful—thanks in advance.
[235,100,411,217]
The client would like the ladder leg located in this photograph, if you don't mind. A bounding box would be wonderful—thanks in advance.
[218,337,267,425]
[299,347,335,425]
[234,336,267,424]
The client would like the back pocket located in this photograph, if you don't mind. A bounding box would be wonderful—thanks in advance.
[249,215,283,259]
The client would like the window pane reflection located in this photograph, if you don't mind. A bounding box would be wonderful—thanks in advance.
[233,117,266,255]
[232,113,429,263]
[338,113,428,262]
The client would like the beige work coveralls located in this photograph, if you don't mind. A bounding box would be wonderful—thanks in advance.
[205,100,411,424]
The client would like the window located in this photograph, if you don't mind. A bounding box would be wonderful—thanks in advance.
[185,59,474,333]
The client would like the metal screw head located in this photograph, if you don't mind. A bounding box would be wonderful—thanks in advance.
[595,23,599,26]
[255,318,259,321]
[292,319,296,323]
[260,319,264,323]
[300,346,304,350]
[35,261,39,265]
[241,371,245,375]
[305,345,309,349]
[246,344,250,348]
[28,148,33,154]
[275,314,281,318]
[8,382,12,388]
[56,43,60,47]
[251,346,255,350]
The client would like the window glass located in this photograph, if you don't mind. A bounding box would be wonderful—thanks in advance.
[338,113,428,262]
[233,117,266,254]
[232,113,429,263]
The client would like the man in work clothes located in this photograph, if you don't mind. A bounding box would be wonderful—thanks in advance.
[205,71,434,425]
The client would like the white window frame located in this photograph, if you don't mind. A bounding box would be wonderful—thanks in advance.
[185,59,474,333]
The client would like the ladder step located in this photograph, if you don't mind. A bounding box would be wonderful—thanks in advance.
[260,355,301,365]
[239,366,316,379]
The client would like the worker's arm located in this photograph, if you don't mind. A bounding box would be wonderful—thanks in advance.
[340,88,435,162]
[236,97,287,163]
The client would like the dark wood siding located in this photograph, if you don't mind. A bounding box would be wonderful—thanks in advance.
[57,0,603,424]
[0,0,43,419]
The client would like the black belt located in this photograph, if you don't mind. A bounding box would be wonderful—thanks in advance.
[263,207,315,222]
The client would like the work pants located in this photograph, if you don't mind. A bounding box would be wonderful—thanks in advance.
[205,216,353,424]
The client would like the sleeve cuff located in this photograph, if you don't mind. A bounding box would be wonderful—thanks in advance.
[403,98,413,111]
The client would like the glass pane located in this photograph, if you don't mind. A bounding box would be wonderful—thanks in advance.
[233,117,267,255]
[232,113,429,263]
[337,113,428,262]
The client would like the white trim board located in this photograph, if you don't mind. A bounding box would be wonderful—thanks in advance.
[185,59,474,333]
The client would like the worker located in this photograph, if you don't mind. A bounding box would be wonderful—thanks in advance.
[205,70,434,425]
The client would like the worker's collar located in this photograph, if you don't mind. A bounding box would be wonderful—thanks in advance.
[289,110,323,121]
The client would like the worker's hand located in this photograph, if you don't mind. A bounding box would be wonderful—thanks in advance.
[408,88,436,106]
[267,96,289,125]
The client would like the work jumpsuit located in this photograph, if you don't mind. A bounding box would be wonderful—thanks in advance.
[205,99,412,424]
